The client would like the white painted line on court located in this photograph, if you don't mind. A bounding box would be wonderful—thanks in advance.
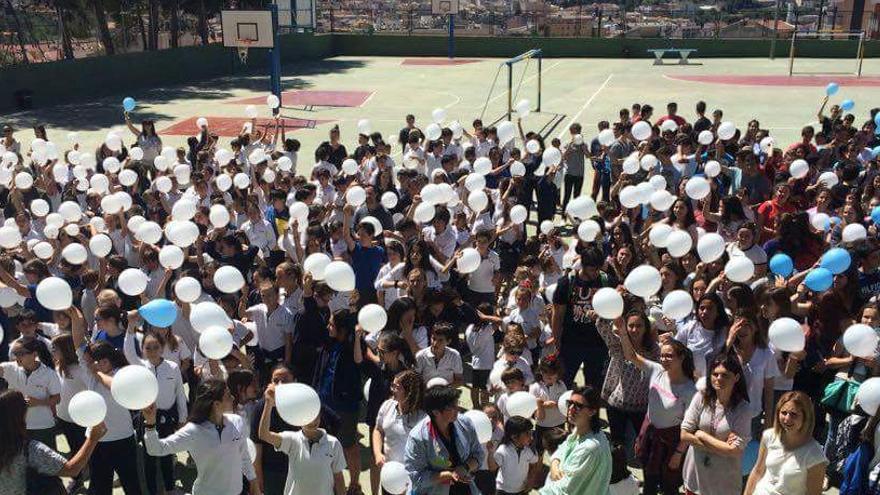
[557,73,614,140]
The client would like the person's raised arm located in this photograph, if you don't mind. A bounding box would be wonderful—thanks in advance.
[57,422,107,477]
[69,307,87,350]
[124,114,141,137]
[258,385,283,449]
[817,95,829,122]
[141,403,197,456]
[615,316,648,369]
[342,204,356,252]
[0,262,28,298]
[353,325,365,365]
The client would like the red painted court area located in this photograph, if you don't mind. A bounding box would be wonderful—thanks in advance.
[401,58,481,66]
[232,90,372,108]
[666,74,880,87]
[162,117,331,137]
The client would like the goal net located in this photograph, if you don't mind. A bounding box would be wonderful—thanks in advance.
[789,31,866,77]
[481,49,543,125]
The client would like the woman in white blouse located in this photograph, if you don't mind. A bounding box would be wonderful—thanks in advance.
[744,391,826,495]
[142,379,259,495]
[371,369,427,494]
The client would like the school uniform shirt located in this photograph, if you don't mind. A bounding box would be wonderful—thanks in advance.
[242,217,277,255]
[494,443,539,493]
[144,413,256,495]
[726,242,768,268]
[530,380,568,428]
[55,364,87,424]
[123,333,188,419]
[281,287,304,315]
[504,306,542,350]
[75,348,136,442]
[0,362,61,430]
[374,262,405,309]
[247,303,295,354]
[414,347,463,384]
[162,339,192,368]
[489,357,535,392]
[376,399,428,463]
[467,250,500,294]
[422,225,457,261]
[276,429,346,495]
[465,323,496,371]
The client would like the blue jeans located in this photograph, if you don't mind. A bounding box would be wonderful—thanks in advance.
[561,343,608,389]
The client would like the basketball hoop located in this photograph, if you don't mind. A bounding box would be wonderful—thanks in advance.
[237,39,257,65]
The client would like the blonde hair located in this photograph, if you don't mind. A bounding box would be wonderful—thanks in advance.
[773,391,815,438]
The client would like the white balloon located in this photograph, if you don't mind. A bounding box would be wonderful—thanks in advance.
[154,176,173,193]
[110,365,159,410]
[592,287,624,320]
[510,161,526,177]
[233,172,250,189]
[425,123,442,141]
[526,140,541,154]
[267,94,281,109]
[33,241,54,260]
[685,177,711,200]
[64,224,81,237]
[632,121,652,141]
[275,383,321,426]
[811,213,831,232]
[467,190,488,212]
[413,202,435,224]
[725,256,755,283]
[635,182,654,205]
[473,157,493,175]
[857,377,880,415]
[209,205,231,228]
[58,201,82,223]
[598,129,615,147]
[696,233,726,262]
[276,155,293,172]
[843,324,879,358]
[190,302,232,333]
[102,156,122,174]
[342,159,359,176]
[346,186,366,206]
[357,119,372,135]
[497,122,516,145]
[174,277,202,303]
[465,173,486,192]
[159,245,185,270]
[36,277,72,310]
[557,390,573,416]
[62,243,88,265]
[622,154,640,175]
[303,253,332,281]
[30,199,49,218]
[662,290,694,320]
[624,265,662,298]
[649,190,675,212]
[510,205,527,224]
[14,172,33,190]
[842,223,868,243]
[640,154,659,171]
[704,160,721,178]
[100,194,123,214]
[457,248,481,274]
[540,220,555,236]
[566,196,597,220]
[381,192,398,209]
[462,410,493,444]
[760,136,776,153]
[818,171,838,188]
[358,304,388,333]
[129,147,144,161]
[506,391,538,418]
[649,175,667,191]
[214,265,245,293]
[324,261,355,292]
[380,461,410,495]
[199,327,233,360]
[768,318,805,352]
[515,99,531,117]
[171,198,197,221]
[717,121,737,140]
[698,130,714,145]
[68,390,106,428]
[789,159,809,179]
[119,268,149,296]
[431,108,447,124]
[577,220,601,242]
[660,119,678,133]
[90,173,110,193]
[665,230,693,258]
[165,221,199,248]
[119,169,138,187]
[619,186,640,209]
[216,174,233,192]
[542,148,562,167]
[136,221,163,245]
[0,226,21,249]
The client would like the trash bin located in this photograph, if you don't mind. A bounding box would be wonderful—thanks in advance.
[13,89,33,110]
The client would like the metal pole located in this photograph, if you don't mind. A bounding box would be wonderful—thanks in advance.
[537,54,542,112]
[447,13,454,59]
[269,4,282,116]
[507,63,512,121]
[770,0,780,59]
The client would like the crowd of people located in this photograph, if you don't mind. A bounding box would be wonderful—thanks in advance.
[0,90,878,495]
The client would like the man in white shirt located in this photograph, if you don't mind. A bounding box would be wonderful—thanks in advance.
[241,202,278,257]
[414,323,463,387]
[245,283,296,370]
[422,208,456,263]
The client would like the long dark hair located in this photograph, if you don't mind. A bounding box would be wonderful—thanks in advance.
[570,385,603,433]
[89,341,129,370]
[385,297,417,334]
[188,378,227,424]
[52,333,79,378]
[703,351,750,411]
[395,369,425,415]
[0,390,28,472]
[404,239,438,278]
[698,293,731,330]
[500,416,533,446]
[663,339,696,382]
[668,198,696,227]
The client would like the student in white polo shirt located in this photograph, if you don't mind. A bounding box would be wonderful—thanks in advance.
[258,383,346,495]
[489,416,540,495]
[414,323,463,387]
[244,281,296,374]
[460,230,501,308]
[0,336,62,449]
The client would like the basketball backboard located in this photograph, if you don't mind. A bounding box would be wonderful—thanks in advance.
[432,0,460,15]
[221,10,274,48]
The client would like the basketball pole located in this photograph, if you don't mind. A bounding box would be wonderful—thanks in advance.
[269,4,282,116]
[447,13,454,59]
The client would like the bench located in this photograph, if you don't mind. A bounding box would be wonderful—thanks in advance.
[648,48,698,66]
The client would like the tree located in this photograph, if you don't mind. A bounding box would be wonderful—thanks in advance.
[92,0,115,55]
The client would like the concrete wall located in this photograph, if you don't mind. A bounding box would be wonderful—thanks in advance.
[2,33,877,113]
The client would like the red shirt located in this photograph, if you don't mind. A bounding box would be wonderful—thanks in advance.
[757,198,796,243]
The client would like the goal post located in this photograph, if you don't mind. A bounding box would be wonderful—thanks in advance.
[789,30,865,77]
[505,49,542,120]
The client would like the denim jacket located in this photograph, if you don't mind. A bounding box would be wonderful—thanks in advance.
[404,415,484,495]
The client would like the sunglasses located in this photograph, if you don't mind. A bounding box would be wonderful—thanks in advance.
[567,401,586,412]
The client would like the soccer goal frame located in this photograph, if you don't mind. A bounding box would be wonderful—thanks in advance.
[788,30,865,77]
[480,49,543,123]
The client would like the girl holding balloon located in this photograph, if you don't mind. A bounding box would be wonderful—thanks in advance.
[143,378,259,495]
[723,314,780,436]
[124,112,161,164]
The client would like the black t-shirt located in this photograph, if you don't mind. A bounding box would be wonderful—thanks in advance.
[319,142,348,168]
[552,272,612,348]
[692,116,712,135]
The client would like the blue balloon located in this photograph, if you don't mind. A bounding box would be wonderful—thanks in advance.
[805,268,834,292]
[122,97,136,113]
[825,82,839,96]
[841,99,855,112]
[872,206,880,224]
[875,113,880,128]
[769,253,794,277]
[138,299,178,328]
[872,146,880,159]
[820,247,851,275]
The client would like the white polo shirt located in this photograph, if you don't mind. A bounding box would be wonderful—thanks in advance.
[465,323,496,370]
[375,399,427,463]
[247,303,295,353]
[75,348,136,442]
[123,333,188,419]
[56,364,87,424]
[494,443,538,493]
[414,346,463,384]
[422,225,457,261]
[530,380,568,428]
[242,218,277,255]
[1,362,61,429]
[467,250,500,294]
[276,429,346,495]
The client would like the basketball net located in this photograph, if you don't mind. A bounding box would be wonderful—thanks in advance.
[237,40,256,64]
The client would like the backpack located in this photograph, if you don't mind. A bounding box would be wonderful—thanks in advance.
[839,441,873,495]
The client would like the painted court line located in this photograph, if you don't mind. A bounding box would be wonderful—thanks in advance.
[558,74,614,140]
